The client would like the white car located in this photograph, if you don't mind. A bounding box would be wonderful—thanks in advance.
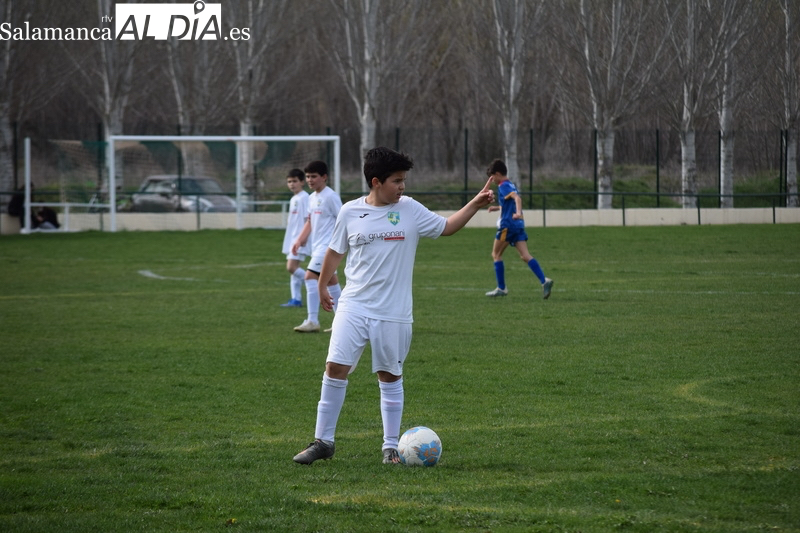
[130,175,237,213]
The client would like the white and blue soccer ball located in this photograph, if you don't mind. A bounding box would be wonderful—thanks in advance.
[398,426,442,467]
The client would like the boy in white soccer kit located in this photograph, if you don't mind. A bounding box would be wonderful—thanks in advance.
[293,147,495,465]
[291,161,343,333]
[280,169,310,307]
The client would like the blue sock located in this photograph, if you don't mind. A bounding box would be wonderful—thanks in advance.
[494,261,505,290]
[528,258,546,284]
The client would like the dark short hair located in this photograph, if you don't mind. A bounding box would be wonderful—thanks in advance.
[304,160,328,176]
[486,159,507,177]
[363,147,414,188]
[287,168,305,181]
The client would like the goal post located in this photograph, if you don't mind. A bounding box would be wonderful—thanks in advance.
[107,134,341,232]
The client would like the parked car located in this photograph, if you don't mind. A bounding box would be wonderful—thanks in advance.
[130,175,237,213]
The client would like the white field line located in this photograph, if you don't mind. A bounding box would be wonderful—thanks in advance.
[419,286,800,296]
[135,262,281,281]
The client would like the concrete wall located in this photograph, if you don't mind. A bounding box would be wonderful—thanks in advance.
[3,207,799,235]
[448,207,800,229]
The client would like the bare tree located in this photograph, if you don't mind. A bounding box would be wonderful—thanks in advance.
[1,0,24,197]
[316,0,446,192]
[224,0,293,189]
[556,0,673,208]
[673,0,707,209]
[0,1,66,196]
[711,1,757,208]
[166,40,231,136]
[462,0,546,182]
[165,37,236,175]
[660,0,755,208]
[61,0,149,192]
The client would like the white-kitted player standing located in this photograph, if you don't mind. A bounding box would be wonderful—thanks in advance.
[293,146,495,465]
[280,169,310,308]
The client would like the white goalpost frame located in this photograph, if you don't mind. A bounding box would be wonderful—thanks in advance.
[108,134,341,232]
[23,137,31,234]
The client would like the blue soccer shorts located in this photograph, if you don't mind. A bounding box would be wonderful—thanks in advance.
[496,226,528,246]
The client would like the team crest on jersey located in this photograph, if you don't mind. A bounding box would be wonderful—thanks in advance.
[387,211,400,225]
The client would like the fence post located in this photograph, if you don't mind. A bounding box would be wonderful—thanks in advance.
[463,128,469,206]
[622,195,626,226]
[780,129,787,207]
[97,122,104,196]
[326,127,332,168]
[12,121,18,190]
[773,197,777,224]
[718,130,722,208]
[542,194,547,228]
[697,198,701,225]
[656,128,660,208]
[593,129,598,209]
[529,128,534,209]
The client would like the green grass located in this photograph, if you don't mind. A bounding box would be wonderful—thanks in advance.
[1,225,799,532]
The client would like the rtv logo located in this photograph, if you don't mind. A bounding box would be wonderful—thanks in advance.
[115,1,247,41]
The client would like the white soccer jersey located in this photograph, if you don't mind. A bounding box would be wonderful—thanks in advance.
[329,196,447,323]
[308,186,342,257]
[282,191,310,255]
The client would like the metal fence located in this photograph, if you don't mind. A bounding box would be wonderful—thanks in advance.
[2,126,797,226]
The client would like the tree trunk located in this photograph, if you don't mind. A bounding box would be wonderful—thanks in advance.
[358,104,377,193]
[102,105,126,195]
[491,0,527,185]
[780,0,798,207]
[596,128,614,209]
[788,129,799,207]
[719,126,735,208]
[240,119,254,192]
[680,129,698,209]
[719,50,735,208]
[503,108,520,183]
[0,6,14,198]
[0,104,14,197]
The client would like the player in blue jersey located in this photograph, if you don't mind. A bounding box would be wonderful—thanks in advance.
[484,159,553,299]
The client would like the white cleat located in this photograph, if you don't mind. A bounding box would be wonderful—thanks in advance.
[294,320,321,333]
[485,287,509,297]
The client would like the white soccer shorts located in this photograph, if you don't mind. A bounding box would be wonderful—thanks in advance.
[306,253,325,274]
[326,311,411,376]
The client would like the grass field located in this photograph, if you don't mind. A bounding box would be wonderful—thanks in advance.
[1,225,798,532]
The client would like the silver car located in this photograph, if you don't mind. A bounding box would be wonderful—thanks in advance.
[130,175,237,213]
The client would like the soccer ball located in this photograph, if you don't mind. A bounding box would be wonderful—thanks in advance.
[398,426,442,466]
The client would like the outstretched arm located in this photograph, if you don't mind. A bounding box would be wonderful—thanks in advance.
[442,177,495,236]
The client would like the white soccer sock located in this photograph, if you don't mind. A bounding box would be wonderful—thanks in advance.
[328,283,342,312]
[291,268,305,301]
[305,278,319,323]
[379,379,404,450]
[315,374,348,443]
